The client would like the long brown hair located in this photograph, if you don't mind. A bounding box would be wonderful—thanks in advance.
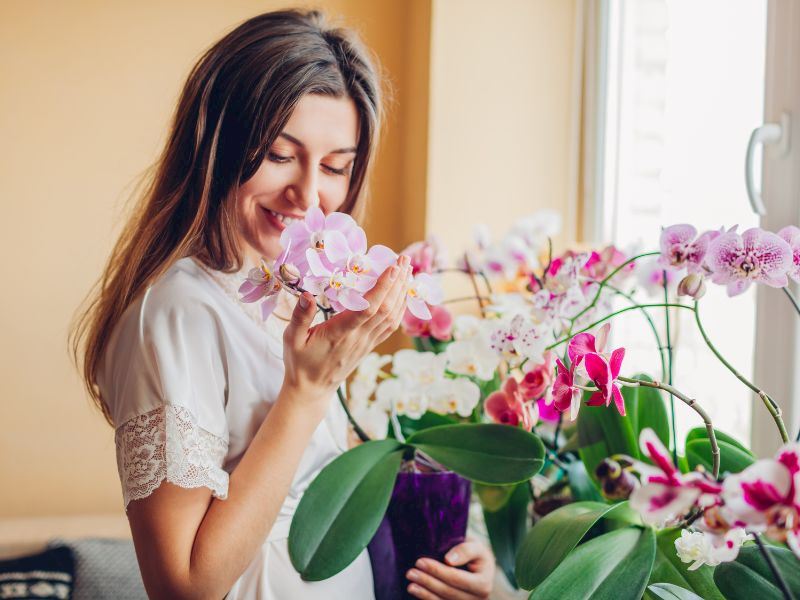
[71,9,384,426]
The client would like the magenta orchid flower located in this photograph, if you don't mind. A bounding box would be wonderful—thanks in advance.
[401,304,453,341]
[630,428,723,526]
[551,358,582,421]
[659,224,719,273]
[401,236,447,275]
[706,227,792,296]
[485,377,535,430]
[584,349,626,416]
[238,244,292,320]
[722,442,800,558]
[778,225,800,284]
[519,351,553,401]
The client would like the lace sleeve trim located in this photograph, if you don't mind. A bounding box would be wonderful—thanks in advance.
[115,404,229,509]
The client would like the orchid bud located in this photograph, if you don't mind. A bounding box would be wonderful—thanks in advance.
[677,273,706,299]
[595,458,639,501]
[279,262,301,286]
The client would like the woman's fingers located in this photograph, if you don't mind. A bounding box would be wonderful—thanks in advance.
[282,292,317,350]
[444,541,492,570]
[406,563,473,600]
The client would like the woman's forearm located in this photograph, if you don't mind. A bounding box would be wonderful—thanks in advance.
[186,385,329,599]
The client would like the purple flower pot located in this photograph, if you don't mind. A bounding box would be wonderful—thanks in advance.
[368,470,471,600]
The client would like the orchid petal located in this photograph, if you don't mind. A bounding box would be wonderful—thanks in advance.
[260,294,279,320]
[306,248,331,277]
[407,296,432,320]
[323,229,352,264]
[306,206,325,231]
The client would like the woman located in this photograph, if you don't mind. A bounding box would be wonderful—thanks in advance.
[73,9,494,600]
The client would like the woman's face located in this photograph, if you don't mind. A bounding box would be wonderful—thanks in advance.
[236,93,360,263]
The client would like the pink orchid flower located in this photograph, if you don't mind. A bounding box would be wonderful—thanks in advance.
[279,205,359,274]
[659,224,719,273]
[584,349,626,416]
[551,358,582,421]
[778,225,800,284]
[405,272,444,320]
[583,245,633,281]
[706,227,792,296]
[536,397,561,423]
[401,304,453,341]
[401,236,447,275]
[520,352,553,401]
[485,377,535,430]
[321,225,397,281]
[238,244,292,320]
[722,442,800,558]
[630,428,723,526]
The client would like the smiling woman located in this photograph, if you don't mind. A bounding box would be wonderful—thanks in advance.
[237,94,360,264]
[69,8,493,600]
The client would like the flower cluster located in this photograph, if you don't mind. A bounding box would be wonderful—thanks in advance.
[660,223,798,297]
[237,206,444,319]
[629,427,800,567]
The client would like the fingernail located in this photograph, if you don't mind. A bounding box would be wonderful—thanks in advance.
[406,569,419,581]
[446,551,459,563]
[299,294,310,309]
[415,558,427,568]
[408,584,421,595]
[389,265,399,280]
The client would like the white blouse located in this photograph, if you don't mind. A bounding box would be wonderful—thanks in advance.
[97,256,375,600]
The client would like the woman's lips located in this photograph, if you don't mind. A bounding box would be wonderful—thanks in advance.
[260,206,286,232]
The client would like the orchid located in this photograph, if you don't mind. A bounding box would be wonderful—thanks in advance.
[551,358,582,421]
[485,377,536,429]
[401,304,453,341]
[519,352,553,401]
[721,442,800,558]
[391,349,448,386]
[349,352,391,405]
[705,227,792,296]
[444,337,500,381]
[238,245,291,320]
[584,349,626,416]
[405,272,445,320]
[636,257,678,297]
[489,314,549,366]
[427,378,481,418]
[401,235,447,275]
[659,224,718,273]
[279,205,359,274]
[630,429,723,526]
[778,225,800,283]
[674,528,749,571]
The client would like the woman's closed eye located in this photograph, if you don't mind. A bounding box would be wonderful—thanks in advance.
[268,151,351,176]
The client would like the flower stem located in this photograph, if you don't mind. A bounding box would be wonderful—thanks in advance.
[442,295,491,306]
[618,375,719,479]
[463,253,488,317]
[569,251,660,324]
[662,272,678,466]
[782,286,800,319]
[693,301,790,443]
[322,310,371,443]
[752,532,795,600]
[547,303,694,351]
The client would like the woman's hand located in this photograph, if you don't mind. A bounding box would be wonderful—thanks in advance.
[281,254,411,407]
[406,541,495,600]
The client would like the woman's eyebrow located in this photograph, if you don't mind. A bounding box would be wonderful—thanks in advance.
[279,132,357,154]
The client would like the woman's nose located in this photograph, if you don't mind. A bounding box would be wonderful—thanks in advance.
[285,169,319,211]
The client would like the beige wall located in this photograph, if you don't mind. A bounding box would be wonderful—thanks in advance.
[0,0,577,518]
[0,0,430,518]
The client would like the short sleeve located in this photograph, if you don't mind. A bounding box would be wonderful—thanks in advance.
[100,268,231,509]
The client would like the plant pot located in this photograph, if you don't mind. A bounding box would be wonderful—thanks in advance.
[368,470,472,599]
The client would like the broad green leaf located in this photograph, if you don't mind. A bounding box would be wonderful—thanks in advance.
[530,527,656,600]
[625,373,670,450]
[407,424,545,484]
[714,545,800,600]
[474,483,517,512]
[515,501,639,590]
[685,426,753,455]
[647,583,703,600]
[566,460,604,502]
[646,528,723,600]
[289,439,403,580]
[686,439,755,475]
[393,411,456,440]
[483,482,529,589]
[411,336,450,354]
[577,391,640,481]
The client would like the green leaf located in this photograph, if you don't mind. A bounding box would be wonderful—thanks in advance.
[714,545,800,600]
[411,336,450,354]
[515,501,639,590]
[647,528,724,600]
[566,460,604,502]
[529,527,656,600]
[407,424,545,484]
[474,482,517,512]
[625,373,670,450]
[577,391,640,481]
[647,583,704,600]
[393,411,457,439]
[686,439,755,475]
[483,482,529,589]
[685,426,753,455]
[288,439,403,581]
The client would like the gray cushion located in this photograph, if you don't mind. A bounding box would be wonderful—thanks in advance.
[49,539,146,600]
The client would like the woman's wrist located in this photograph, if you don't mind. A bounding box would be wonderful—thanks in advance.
[277,378,333,418]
